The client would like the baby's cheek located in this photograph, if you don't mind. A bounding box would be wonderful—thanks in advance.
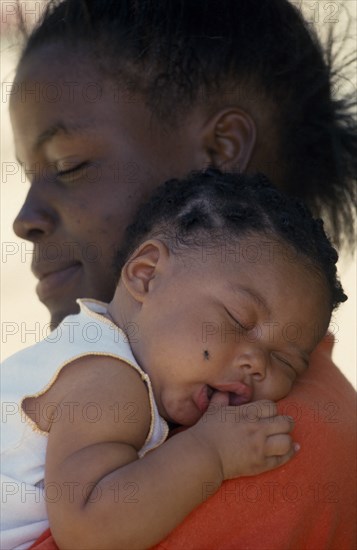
[264,372,295,402]
[276,373,296,400]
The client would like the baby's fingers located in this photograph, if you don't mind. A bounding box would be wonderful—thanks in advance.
[246,400,277,420]
[263,415,295,436]
[263,441,299,472]
[265,433,294,457]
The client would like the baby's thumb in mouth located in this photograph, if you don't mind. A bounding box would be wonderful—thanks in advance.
[210,390,230,406]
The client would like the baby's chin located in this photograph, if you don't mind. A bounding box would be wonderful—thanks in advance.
[169,414,200,428]
[165,408,201,428]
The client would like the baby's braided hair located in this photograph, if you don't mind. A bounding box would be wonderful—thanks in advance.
[115,170,347,311]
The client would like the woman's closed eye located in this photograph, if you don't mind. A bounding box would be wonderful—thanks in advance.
[56,161,90,182]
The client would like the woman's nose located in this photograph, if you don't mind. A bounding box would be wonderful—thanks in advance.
[12,187,56,242]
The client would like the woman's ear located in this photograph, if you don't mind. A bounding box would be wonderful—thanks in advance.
[121,239,170,303]
[201,108,256,172]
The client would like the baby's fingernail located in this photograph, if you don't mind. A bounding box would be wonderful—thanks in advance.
[293,442,301,452]
[287,416,294,422]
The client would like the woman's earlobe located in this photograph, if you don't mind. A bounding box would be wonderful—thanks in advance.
[121,240,169,303]
[202,108,257,172]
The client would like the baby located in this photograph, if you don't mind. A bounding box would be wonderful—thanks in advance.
[1,171,346,550]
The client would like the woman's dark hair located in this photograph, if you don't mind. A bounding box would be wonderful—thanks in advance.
[17,0,356,247]
[115,169,347,311]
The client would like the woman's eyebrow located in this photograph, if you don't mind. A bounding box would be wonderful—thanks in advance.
[15,122,92,164]
[34,121,90,150]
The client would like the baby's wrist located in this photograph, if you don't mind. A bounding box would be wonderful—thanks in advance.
[185,425,225,485]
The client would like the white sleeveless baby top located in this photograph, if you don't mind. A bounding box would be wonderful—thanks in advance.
[0,299,169,550]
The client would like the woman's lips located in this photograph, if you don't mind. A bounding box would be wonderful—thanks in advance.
[36,264,82,301]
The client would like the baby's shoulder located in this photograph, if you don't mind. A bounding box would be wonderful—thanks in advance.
[25,355,151,437]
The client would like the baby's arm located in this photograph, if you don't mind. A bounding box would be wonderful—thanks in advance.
[46,356,295,550]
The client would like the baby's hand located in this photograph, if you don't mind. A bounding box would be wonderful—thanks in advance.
[190,392,296,480]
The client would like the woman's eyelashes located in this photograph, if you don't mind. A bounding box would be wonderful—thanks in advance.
[56,161,90,182]
[17,154,92,185]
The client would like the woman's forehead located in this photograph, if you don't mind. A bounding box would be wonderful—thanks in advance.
[11,51,145,150]
[15,42,97,82]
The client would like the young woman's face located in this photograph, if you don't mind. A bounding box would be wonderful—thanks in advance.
[127,237,331,426]
[10,45,207,327]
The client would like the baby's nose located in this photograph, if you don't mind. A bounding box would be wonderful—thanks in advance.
[235,347,268,381]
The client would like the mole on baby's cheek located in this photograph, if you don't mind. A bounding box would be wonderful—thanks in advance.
[203,350,210,360]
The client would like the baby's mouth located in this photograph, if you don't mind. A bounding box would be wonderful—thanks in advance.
[228,391,252,406]
[208,383,253,406]
[196,385,216,413]
[207,385,215,401]
[196,383,252,414]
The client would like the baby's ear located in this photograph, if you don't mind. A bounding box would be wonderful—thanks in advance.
[121,240,170,303]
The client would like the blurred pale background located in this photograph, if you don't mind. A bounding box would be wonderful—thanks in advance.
[1,1,356,388]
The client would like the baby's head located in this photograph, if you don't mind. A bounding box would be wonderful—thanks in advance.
[109,170,346,426]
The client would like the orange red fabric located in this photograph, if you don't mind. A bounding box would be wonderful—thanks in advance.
[30,336,356,550]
